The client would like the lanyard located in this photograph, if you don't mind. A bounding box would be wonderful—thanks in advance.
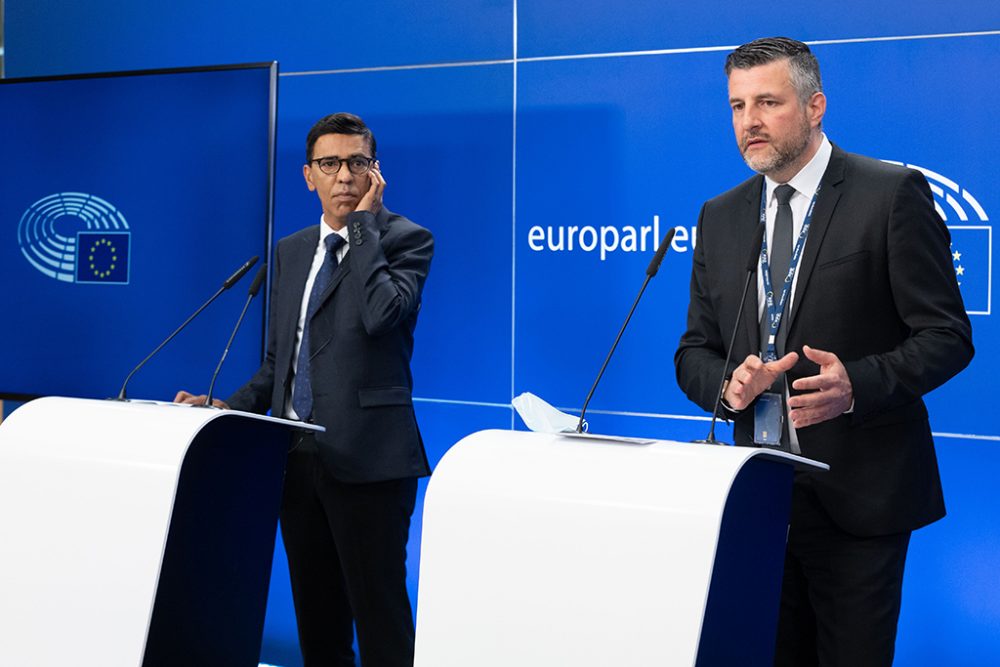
[758,183,820,362]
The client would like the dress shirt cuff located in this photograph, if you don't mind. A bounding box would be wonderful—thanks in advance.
[719,380,743,414]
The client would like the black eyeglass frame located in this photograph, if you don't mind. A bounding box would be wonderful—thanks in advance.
[308,155,375,176]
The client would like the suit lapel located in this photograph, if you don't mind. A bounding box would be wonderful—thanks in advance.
[783,147,847,338]
[310,258,350,318]
[302,208,396,353]
[308,208,391,318]
[740,176,765,355]
[283,229,319,335]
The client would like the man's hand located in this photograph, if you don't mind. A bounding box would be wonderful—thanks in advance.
[174,390,230,410]
[355,161,385,215]
[787,345,853,428]
[723,352,799,411]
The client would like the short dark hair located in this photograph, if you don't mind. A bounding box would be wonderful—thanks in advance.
[305,112,377,162]
[725,37,822,105]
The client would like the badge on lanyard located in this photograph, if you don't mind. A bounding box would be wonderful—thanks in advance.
[754,391,784,447]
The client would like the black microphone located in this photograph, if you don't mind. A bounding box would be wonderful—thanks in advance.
[114,255,259,400]
[576,228,676,433]
[693,224,765,445]
[223,256,260,289]
[203,264,268,407]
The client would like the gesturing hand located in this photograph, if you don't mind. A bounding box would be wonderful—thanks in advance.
[787,345,853,428]
[723,352,799,411]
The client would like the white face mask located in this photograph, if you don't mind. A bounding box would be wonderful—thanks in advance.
[512,392,586,434]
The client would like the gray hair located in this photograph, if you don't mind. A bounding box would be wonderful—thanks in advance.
[725,37,823,105]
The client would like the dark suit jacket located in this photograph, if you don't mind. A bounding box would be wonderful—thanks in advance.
[228,207,433,483]
[675,146,973,537]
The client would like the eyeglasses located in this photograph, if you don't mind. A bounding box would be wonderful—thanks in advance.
[309,155,375,176]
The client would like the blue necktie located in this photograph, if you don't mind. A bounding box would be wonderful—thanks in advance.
[292,233,346,421]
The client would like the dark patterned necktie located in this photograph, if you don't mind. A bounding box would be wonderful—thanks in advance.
[292,233,346,421]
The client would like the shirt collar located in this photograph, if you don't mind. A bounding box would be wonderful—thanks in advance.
[764,133,832,203]
[318,214,350,247]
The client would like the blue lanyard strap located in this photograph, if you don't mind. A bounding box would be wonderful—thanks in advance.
[758,182,821,362]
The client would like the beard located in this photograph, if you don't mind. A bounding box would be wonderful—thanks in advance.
[740,115,813,176]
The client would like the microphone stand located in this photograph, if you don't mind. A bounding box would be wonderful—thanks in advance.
[692,267,756,445]
[203,264,267,407]
[114,255,258,400]
[576,229,676,433]
[693,224,765,445]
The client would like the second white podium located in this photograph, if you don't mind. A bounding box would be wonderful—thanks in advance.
[414,430,827,667]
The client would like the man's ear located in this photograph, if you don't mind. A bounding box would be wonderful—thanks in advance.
[303,163,316,191]
[808,91,827,128]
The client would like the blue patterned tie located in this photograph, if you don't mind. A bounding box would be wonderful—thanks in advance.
[292,233,346,421]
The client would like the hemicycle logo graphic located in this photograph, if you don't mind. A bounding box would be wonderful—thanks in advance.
[884,162,991,316]
[18,193,132,285]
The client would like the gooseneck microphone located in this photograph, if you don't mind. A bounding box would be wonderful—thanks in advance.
[203,263,268,407]
[576,228,676,433]
[115,255,259,400]
[693,224,766,445]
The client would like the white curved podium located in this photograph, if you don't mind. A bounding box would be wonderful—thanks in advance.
[414,430,828,667]
[0,396,319,667]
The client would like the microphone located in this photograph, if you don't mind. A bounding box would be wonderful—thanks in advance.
[223,256,259,289]
[576,228,676,433]
[114,255,259,400]
[692,224,765,445]
[203,263,268,407]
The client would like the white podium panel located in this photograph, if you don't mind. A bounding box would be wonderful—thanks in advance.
[414,430,827,667]
[0,397,316,667]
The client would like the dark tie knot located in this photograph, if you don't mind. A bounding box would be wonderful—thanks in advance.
[775,184,796,206]
[325,234,346,255]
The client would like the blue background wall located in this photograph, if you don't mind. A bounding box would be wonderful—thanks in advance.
[4,2,999,664]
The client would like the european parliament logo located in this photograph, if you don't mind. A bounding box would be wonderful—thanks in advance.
[884,162,991,316]
[17,193,132,285]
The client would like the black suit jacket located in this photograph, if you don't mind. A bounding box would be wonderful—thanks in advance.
[675,146,973,537]
[229,207,433,483]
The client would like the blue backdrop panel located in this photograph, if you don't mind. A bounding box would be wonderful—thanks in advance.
[0,66,273,401]
[275,64,515,405]
[812,36,998,436]
[896,436,1000,663]
[5,2,1000,665]
[515,52,739,424]
[518,0,1000,59]
[4,0,514,78]
[515,40,998,437]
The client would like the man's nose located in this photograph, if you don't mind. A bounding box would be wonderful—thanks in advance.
[336,162,354,182]
[739,108,762,131]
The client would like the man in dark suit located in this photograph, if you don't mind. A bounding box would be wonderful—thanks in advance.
[177,112,432,666]
[674,38,973,666]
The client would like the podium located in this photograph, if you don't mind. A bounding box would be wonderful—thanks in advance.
[0,396,319,667]
[414,430,828,667]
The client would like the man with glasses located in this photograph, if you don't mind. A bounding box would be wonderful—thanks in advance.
[177,112,432,666]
